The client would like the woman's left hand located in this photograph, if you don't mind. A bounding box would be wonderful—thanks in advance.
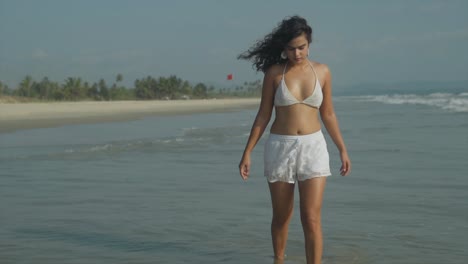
[339,151,351,176]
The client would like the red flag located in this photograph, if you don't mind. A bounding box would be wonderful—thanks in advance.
[227,74,233,80]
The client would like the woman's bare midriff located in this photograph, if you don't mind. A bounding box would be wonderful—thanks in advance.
[270,104,322,135]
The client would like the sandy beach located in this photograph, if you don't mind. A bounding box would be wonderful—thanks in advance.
[0,98,260,133]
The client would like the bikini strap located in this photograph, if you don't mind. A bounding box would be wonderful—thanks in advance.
[282,62,288,77]
[308,60,321,86]
[308,60,317,77]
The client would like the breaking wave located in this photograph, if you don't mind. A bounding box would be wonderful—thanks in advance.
[341,92,468,112]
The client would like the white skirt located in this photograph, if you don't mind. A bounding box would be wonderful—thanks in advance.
[264,130,332,183]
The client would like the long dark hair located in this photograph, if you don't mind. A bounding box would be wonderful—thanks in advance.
[237,16,312,73]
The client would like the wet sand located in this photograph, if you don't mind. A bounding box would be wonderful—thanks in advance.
[0,98,260,133]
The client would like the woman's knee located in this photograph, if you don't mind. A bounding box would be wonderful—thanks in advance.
[272,207,293,227]
[300,211,321,232]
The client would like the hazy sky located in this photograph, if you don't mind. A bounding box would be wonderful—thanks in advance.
[1,0,467,88]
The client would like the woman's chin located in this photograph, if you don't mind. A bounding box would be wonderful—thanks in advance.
[292,58,304,63]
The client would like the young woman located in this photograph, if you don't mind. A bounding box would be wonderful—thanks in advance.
[238,16,351,264]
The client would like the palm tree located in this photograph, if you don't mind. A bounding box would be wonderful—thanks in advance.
[193,83,207,98]
[18,75,33,97]
[116,73,123,83]
[35,77,52,99]
[98,79,109,100]
[63,77,84,100]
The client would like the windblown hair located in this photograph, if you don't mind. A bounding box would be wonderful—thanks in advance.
[237,16,312,73]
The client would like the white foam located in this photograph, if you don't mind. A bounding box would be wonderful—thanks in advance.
[428,93,452,98]
[442,98,468,112]
[182,126,199,131]
[87,144,112,152]
[350,93,468,113]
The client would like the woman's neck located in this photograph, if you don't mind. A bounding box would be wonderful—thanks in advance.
[288,59,310,70]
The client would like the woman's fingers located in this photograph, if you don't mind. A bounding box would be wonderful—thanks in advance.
[340,164,345,176]
[239,163,250,180]
[239,155,251,181]
[340,160,351,176]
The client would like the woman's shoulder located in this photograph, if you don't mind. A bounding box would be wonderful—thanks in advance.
[310,60,331,79]
[264,63,285,79]
[309,60,332,87]
[310,60,330,73]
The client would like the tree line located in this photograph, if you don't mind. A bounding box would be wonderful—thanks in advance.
[0,74,262,101]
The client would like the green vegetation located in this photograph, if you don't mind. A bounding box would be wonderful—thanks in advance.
[0,74,262,102]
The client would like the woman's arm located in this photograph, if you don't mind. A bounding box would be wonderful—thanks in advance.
[319,65,351,176]
[239,67,276,180]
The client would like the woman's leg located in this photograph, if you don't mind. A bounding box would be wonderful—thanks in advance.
[298,177,327,264]
[268,181,295,260]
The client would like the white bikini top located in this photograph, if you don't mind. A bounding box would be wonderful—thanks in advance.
[274,61,323,108]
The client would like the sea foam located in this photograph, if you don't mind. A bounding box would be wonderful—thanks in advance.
[345,93,468,113]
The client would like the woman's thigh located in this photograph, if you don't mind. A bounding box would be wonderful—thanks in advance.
[298,177,327,214]
[268,182,295,218]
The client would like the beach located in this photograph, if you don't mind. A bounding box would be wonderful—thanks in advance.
[0,98,260,133]
[1,93,467,263]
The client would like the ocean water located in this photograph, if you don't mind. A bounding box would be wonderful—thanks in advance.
[1,92,467,264]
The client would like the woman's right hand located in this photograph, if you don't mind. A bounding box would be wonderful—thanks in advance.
[239,154,251,181]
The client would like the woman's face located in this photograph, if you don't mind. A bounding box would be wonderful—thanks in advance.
[284,33,309,64]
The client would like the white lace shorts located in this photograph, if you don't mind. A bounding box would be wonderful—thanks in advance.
[264,130,332,183]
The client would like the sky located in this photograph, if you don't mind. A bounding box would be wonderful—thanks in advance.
[1,0,467,89]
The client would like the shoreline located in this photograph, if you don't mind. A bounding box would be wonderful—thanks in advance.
[0,98,260,133]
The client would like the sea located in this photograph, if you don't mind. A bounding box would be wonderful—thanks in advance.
[1,91,467,264]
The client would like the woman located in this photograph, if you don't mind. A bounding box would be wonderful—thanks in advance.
[238,16,351,264]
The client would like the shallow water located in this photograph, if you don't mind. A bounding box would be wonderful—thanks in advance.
[1,92,467,263]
